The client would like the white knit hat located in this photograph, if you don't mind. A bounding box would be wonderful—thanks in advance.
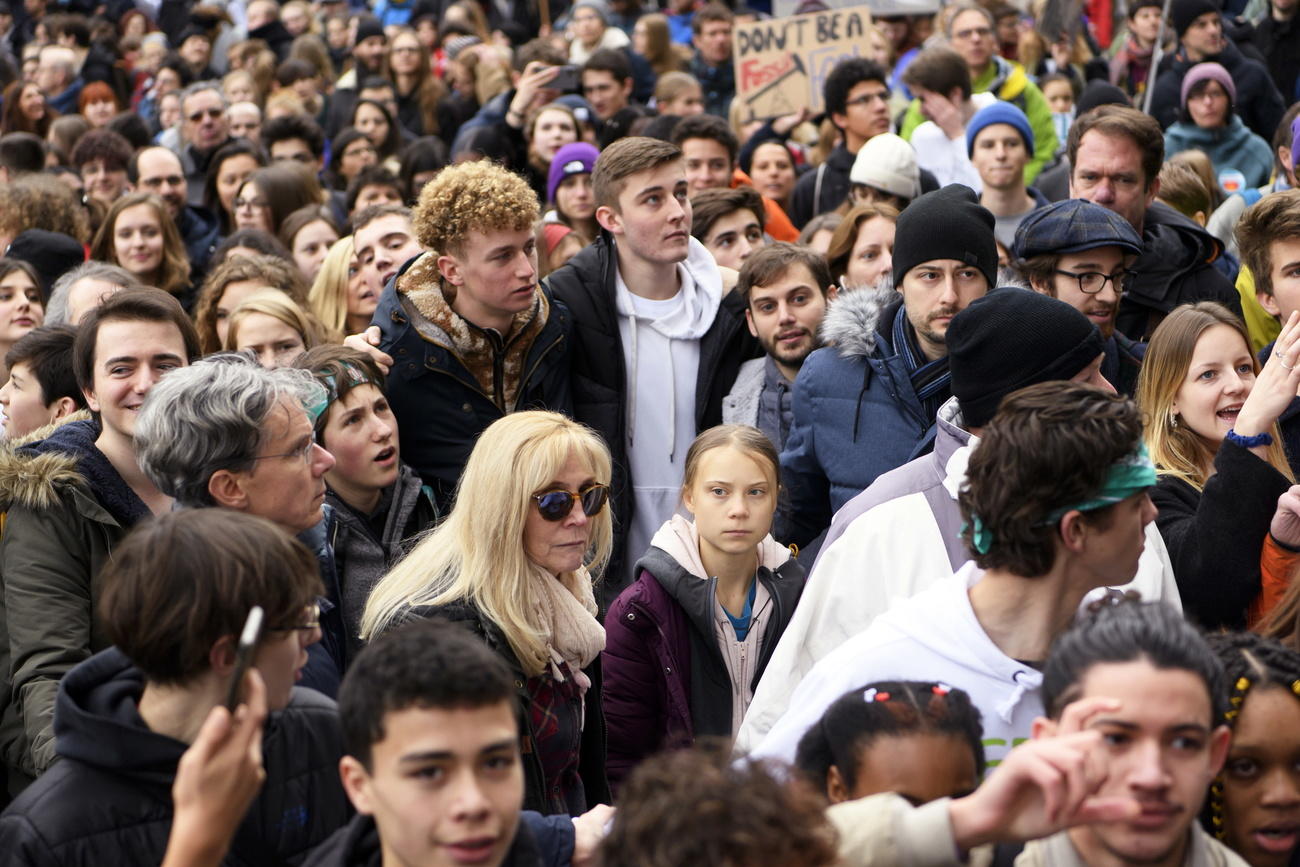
[849,133,922,201]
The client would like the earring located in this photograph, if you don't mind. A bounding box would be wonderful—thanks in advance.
[1169,410,1179,429]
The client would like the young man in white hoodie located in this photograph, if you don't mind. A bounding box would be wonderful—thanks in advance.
[748,380,1159,769]
[546,137,759,602]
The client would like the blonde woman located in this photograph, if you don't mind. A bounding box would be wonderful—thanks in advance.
[1136,302,1300,630]
[308,236,375,336]
[224,290,326,368]
[361,410,612,815]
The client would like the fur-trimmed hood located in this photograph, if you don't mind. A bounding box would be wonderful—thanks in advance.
[820,287,899,361]
[0,411,92,512]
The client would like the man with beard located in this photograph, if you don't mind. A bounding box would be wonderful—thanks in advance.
[723,243,834,452]
[778,184,995,549]
[1014,198,1146,396]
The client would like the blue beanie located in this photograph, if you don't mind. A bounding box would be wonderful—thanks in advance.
[966,101,1034,157]
[547,142,600,205]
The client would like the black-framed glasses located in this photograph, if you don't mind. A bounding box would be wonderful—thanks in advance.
[532,484,609,522]
[1053,268,1134,295]
[268,603,321,633]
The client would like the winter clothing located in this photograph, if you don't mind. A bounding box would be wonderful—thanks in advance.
[1102,331,1147,397]
[0,647,351,866]
[326,463,437,659]
[177,204,220,294]
[900,56,1059,184]
[748,562,1045,767]
[1180,61,1236,105]
[778,286,953,548]
[1109,33,1157,102]
[690,51,734,119]
[1164,115,1275,191]
[1252,12,1300,106]
[911,92,997,193]
[568,25,630,66]
[736,400,1180,754]
[1151,439,1292,629]
[395,600,610,815]
[849,133,921,201]
[1118,202,1243,341]
[1171,0,1220,35]
[1149,40,1285,141]
[892,184,999,293]
[790,143,855,229]
[722,357,795,451]
[602,517,804,787]
[544,235,759,603]
[965,100,1035,155]
[302,811,579,867]
[0,419,152,780]
[546,142,599,206]
[3,232,84,302]
[373,253,572,512]
[180,139,229,207]
[1012,197,1145,259]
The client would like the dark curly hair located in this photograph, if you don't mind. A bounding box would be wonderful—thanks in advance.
[822,57,888,121]
[959,381,1144,577]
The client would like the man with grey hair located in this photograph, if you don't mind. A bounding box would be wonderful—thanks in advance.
[134,353,344,693]
[36,45,80,114]
[179,82,231,205]
[45,262,142,326]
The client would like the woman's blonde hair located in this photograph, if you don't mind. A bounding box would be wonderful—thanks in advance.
[361,411,613,675]
[89,192,191,297]
[1136,302,1293,490]
[639,14,685,77]
[224,288,327,353]
[682,424,780,496]
[308,234,358,335]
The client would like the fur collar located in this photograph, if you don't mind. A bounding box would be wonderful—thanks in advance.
[820,287,898,361]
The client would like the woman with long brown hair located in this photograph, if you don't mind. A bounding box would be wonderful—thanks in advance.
[89,193,193,306]
[1,80,58,136]
[384,27,445,138]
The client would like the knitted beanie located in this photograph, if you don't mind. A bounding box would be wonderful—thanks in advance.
[1292,115,1300,171]
[542,222,574,258]
[571,0,610,23]
[892,184,997,288]
[1128,0,1163,17]
[849,133,921,201]
[947,288,1105,427]
[1011,198,1144,260]
[1170,0,1219,36]
[966,101,1035,156]
[1180,61,1235,108]
[5,230,85,301]
[547,142,599,205]
[1075,80,1131,115]
[354,16,386,44]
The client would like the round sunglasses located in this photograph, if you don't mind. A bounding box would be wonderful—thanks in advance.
[532,483,610,522]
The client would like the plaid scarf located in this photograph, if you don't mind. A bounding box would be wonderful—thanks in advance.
[892,305,952,424]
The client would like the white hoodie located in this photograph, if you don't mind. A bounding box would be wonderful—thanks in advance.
[748,562,1043,771]
[616,237,722,581]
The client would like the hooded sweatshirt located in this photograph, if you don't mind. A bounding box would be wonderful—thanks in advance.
[615,238,722,580]
[748,562,1043,770]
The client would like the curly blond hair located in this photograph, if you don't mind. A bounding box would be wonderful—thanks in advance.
[412,161,538,256]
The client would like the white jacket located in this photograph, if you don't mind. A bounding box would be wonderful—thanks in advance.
[748,563,1044,769]
[736,402,1180,754]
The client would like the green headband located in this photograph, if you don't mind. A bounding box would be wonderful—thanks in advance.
[967,443,1157,555]
[308,360,383,423]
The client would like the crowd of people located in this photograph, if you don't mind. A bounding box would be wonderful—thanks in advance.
[0,0,1299,864]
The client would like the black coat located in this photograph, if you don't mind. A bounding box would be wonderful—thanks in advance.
[1150,440,1291,630]
[1149,40,1285,140]
[1252,13,1300,104]
[1117,202,1243,341]
[543,236,761,605]
[0,648,351,866]
[403,601,611,816]
[302,812,578,867]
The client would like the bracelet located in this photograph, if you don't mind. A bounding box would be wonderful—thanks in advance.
[1225,428,1274,448]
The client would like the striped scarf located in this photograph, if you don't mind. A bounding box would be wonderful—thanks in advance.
[892,305,952,424]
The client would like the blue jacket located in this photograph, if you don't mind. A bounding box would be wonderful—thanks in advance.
[372,253,572,513]
[778,287,939,548]
[1164,114,1275,191]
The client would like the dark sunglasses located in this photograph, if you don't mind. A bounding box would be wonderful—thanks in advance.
[532,484,609,522]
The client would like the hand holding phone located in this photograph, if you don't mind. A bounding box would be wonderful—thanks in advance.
[225,606,264,713]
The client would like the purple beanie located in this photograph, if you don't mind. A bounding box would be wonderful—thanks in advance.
[1292,115,1300,172]
[547,142,599,205]
[1180,62,1236,109]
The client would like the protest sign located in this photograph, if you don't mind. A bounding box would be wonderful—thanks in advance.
[733,6,873,121]
[771,0,936,22]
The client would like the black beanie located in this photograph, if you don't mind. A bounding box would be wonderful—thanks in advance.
[1075,80,1131,116]
[892,184,997,289]
[5,230,84,303]
[1171,0,1219,36]
[355,15,385,44]
[946,288,1105,428]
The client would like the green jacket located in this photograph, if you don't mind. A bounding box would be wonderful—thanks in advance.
[899,56,1058,185]
[0,417,141,788]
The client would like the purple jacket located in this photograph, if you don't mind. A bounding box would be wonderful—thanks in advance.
[602,547,804,789]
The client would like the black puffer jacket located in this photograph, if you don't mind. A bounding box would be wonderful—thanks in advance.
[1117,202,1243,341]
[0,648,352,866]
[543,235,760,604]
[1149,39,1285,140]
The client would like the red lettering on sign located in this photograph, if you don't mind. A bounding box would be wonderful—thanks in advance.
[739,55,795,92]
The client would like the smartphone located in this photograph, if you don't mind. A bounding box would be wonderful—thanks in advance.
[551,64,580,94]
[225,606,264,713]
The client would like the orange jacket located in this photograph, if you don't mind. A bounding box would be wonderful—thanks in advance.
[1250,534,1300,628]
[732,168,799,242]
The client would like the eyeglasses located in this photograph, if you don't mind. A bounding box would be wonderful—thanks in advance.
[268,603,321,633]
[845,90,889,108]
[532,483,609,522]
[953,25,993,39]
[187,107,224,122]
[1053,268,1134,295]
[233,196,269,210]
[251,437,317,466]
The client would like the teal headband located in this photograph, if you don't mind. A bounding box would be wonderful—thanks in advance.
[966,443,1157,555]
[307,360,382,423]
